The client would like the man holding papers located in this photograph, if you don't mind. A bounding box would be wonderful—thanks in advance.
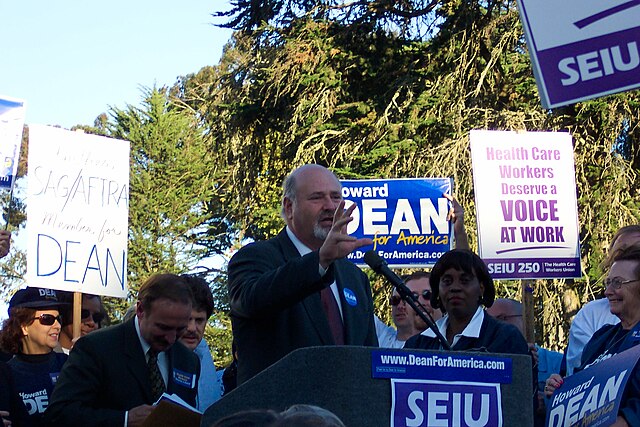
[44,274,200,427]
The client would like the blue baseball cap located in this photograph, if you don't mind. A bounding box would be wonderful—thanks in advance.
[8,287,67,313]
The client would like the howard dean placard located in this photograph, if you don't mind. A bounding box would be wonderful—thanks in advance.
[470,130,580,280]
[26,125,130,298]
[342,178,453,268]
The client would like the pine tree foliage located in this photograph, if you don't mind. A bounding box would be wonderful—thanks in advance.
[0,126,30,300]
[97,88,229,315]
[181,0,640,350]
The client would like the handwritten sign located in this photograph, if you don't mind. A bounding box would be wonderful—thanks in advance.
[26,125,130,298]
[0,95,26,190]
[470,130,580,279]
[342,178,452,268]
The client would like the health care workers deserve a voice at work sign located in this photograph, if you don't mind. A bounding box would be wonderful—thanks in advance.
[470,130,581,280]
[516,0,640,108]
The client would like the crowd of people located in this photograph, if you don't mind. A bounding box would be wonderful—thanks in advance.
[0,164,639,426]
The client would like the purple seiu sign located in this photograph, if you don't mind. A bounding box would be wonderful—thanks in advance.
[470,131,581,280]
[516,0,640,108]
[537,27,640,107]
[392,379,502,427]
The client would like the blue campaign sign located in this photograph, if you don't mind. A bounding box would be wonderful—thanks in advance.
[0,95,26,190]
[372,350,513,384]
[391,379,503,427]
[341,178,453,268]
[546,345,640,427]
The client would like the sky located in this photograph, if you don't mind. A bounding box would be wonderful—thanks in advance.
[0,1,234,316]
[0,0,233,129]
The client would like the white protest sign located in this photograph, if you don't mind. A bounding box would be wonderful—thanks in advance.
[516,0,640,108]
[470,130,580,280]
[0,95,26,191]
[27,125,130,298]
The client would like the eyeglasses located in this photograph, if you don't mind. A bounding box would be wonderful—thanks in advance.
[81,309,105,324]
[390,290,432,306]
[32,314,63,326]
[604,277,640,290]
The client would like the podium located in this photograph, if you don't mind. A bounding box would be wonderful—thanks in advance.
[202,346,533,426]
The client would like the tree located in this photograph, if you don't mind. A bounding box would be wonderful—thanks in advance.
[99,87,230,316]
[182,0,640,350]
[0,125,30,301]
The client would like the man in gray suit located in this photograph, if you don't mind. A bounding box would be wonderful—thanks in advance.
[44,274,200,427]
[228,164,377,385]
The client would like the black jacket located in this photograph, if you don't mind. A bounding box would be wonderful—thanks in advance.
[404,311,530,355]
[228,229,378,385]
[44,319,200,427]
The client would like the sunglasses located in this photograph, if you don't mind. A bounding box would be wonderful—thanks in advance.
[390,290,432,306]
[33,314,63,326]
[81,310,105,324]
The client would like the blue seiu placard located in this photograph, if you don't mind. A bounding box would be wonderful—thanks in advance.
[341,178,453,268]
[371,350,513,384]
[546,345,640,427]
[391,379,503,427]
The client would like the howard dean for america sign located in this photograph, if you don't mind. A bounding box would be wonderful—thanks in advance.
[341,178,453,268]
[516,0,640,108]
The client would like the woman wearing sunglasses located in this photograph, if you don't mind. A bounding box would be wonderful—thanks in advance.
[0,287,68,426]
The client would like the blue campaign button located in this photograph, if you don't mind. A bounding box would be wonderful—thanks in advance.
[172,368,196,389]
[343,288,357,306]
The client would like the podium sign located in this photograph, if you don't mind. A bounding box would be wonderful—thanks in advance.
[203,347,533,427]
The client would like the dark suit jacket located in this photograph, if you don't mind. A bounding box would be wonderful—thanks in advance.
[44,318,200,427]
[0,361,30,427]
[228,229,378,385]
[404,313,530,355]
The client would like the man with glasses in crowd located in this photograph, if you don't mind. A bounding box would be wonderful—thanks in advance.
[486,298,562,426]
[376,272,443,348]
[375,194,467,347]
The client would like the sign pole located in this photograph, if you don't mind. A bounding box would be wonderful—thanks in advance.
[73,292,82,340]
[522,280,535,343]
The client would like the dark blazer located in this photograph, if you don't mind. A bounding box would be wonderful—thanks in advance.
[578,323,640,427]
[404,312,530,355]
[0,361,30,427]
[44,318,200,427]
[228,229,378,385]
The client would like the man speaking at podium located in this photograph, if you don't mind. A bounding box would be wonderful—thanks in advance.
[228,164,378,385]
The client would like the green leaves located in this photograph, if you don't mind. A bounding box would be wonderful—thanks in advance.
[104,88,227,300]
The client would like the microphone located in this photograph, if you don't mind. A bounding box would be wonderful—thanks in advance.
[363,249,452,350]
[363,250,406,289]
